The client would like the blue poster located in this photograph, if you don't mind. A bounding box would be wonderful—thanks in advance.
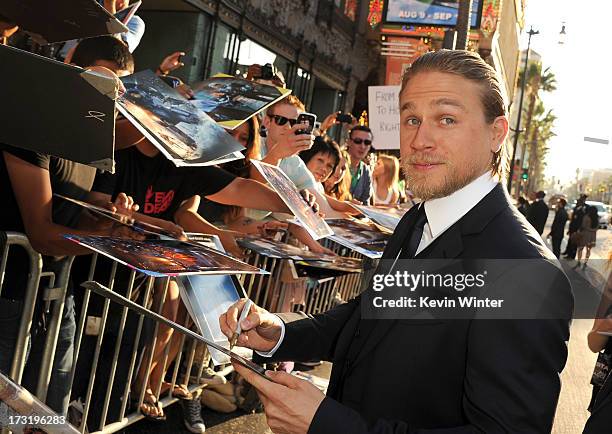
[385,0,482,28]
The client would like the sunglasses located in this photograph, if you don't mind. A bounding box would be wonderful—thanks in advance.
[350,137,372,146]
[268,114,299,127]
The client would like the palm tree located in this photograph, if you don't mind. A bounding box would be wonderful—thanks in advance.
[517,61,557,194]
[526,101,557,192]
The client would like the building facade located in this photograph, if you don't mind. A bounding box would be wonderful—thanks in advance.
[133,0,377,122]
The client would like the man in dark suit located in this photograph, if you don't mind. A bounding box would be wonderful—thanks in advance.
[564,194,588,259]
[548,198,568,258]
[220,50,573,433]
[527,190,549,235]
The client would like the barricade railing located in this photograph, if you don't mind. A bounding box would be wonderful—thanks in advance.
[1,231,371,433]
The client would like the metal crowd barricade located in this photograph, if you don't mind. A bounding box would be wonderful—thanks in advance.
[2,229,375,434]
[0,231,43,384]
[0,232,75,434]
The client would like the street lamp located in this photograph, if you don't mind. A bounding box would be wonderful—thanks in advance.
[507,26,539,194]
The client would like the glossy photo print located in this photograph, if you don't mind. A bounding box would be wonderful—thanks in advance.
[191,74,291,129]
[118,70,244,166]
[251,160,333,240]
[325,218,391,258]
[64,235,264,277]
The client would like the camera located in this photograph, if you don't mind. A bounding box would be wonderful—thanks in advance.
[295,112,317,135]
[260,63,277,80]
[336,113,353,123]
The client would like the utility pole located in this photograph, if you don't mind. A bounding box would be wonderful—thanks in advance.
[507,26,539,195]
[455,0,472,50]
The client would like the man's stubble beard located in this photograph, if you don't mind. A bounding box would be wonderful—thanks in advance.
[401,155,487,201]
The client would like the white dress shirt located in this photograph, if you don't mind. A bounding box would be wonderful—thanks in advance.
[415,171,498,256]
[258,172,499,357]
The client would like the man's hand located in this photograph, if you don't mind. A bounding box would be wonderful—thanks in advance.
[219,299,282,352]
[257,221,289,238]
[218,230,245,258]
[300,189,319,214]
[266,125,314,161]
[159,51,185,75]
[319,111,341,133]
[176,83,194,100]
[233,364,324,434]
[109,192,139,217]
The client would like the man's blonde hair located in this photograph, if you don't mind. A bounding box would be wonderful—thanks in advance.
[401,50,508,177]
[269,95,305,113]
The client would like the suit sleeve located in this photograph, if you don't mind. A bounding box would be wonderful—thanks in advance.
[253,295,360,364]
[309,320,569,434]
[308,264,572,434]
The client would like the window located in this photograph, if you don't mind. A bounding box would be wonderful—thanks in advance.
[209,23,233,75]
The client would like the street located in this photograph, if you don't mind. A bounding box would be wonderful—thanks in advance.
[544,211,611,433]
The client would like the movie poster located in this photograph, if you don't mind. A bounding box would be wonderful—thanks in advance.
[118,70,244,166]
[251,161,334,240]
[65,235,264,277]
[325,218,390,258]
[353,204,408,231]
[191,74,291,129]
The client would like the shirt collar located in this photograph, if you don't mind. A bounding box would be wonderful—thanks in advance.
[423,172,498,240]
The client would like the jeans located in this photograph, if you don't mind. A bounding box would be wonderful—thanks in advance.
[21,294,76,416]
[0,298,26,374]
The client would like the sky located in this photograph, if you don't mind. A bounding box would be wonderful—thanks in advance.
[521,0,612,184]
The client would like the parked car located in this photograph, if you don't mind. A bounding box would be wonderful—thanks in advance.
[586,201,610,229]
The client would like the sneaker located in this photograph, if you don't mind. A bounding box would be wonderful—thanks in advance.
[191,366,226,386]
[181,391,206,433]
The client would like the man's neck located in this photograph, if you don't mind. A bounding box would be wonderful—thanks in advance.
[350,159,361,170]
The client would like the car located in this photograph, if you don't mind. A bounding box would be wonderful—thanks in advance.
[586,201,610,229]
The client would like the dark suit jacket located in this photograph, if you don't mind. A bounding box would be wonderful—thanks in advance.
[259,184,573,433]
[527,199,549,235]
[550,208,568,238]
[569,205,587,233]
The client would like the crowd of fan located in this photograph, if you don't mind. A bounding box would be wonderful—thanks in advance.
[0,5,408,432]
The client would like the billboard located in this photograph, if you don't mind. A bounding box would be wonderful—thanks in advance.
[384,0,483,28]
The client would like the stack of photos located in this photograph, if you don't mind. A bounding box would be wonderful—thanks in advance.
[118,70,245,166]
[237,236,334,261]
[178,233,248,365]
[251,160,333,240]
[352,204,408,231]
[191,74,292,129]
[65,235,264,277]
[325,218,391,258]
[0,45,117,171]
[0,0,127,44]
[295,256,362,274]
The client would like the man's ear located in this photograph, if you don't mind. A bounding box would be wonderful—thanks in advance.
[490,115,509,153]
[262,114,271,130]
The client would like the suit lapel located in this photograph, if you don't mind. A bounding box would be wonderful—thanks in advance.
[347,184,508,370]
